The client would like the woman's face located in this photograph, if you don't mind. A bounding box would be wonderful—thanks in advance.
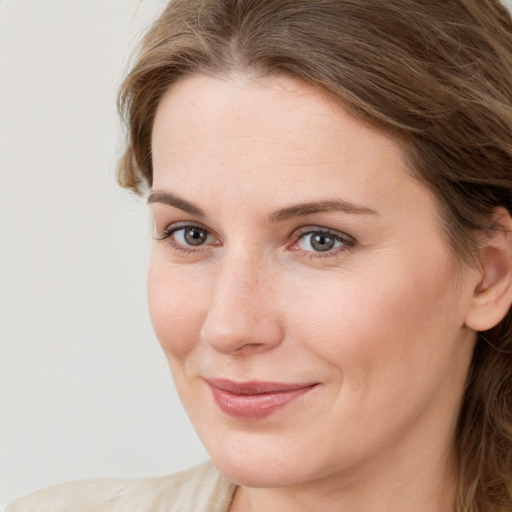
[148,74,477,487]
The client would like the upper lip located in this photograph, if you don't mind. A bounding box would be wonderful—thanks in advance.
[205,378,318,395]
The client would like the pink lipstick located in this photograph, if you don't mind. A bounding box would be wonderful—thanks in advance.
[206,378,318,419]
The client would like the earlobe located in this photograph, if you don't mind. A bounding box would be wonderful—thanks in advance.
[464,207,512,332]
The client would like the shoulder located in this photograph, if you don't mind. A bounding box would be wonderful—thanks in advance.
[7,461,237,512]
[6,477,129,512]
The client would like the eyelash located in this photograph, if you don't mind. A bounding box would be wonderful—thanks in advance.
[156,223,356,258]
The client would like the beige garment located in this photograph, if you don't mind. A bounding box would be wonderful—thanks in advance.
[7,461,237,512]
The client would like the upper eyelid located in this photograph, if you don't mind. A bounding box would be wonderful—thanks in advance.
[292,225,354,241]
[159,221,215,237]
[159,222,350,235]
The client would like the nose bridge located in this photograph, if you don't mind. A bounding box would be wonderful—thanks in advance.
[213,252,260,315]
[200,247,283,354]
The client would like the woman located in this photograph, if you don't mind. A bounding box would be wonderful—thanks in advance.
[8,0,512,511]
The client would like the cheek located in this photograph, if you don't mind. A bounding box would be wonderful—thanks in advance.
[147,255,209,361]
[291,260,463,395]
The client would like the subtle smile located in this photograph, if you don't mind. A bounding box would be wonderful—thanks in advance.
[206,378,319,420]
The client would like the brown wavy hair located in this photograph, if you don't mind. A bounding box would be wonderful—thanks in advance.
[117,1,512,510]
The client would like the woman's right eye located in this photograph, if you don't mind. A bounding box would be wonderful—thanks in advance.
[157,224,217,252]
[173,226,211,246]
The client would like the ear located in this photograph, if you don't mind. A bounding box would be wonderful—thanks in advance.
[464,207,512,332]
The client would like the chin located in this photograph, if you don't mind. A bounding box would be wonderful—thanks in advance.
[205,437,327,488]
[213,457,305,488]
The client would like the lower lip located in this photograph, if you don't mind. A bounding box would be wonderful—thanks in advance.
[207,383,317,420]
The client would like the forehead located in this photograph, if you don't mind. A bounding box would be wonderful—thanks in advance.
[153,73,393,151]
[150,73,431,220]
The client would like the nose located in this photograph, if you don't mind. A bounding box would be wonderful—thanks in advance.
[200,253,284,355]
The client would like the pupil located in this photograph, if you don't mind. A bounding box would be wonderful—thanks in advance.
[184,228,207,246]
[311,233,334,252]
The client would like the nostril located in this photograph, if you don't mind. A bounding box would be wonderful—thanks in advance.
[200,313,284,355]
[234,342,266,354]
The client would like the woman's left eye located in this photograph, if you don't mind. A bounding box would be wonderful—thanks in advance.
[294,228,354,254]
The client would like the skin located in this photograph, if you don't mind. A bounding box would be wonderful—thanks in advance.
[148,74,483,512]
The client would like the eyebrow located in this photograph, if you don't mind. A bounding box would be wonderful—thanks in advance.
[148,189,378,221]
[147,190,206,217]
[269,199,378,222]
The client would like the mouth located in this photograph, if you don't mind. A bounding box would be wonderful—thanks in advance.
[205,378,319,420]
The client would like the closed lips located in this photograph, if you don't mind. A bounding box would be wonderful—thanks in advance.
[206,378,319,419]
[206,378,318,394]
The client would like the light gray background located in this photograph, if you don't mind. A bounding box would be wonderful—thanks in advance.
[0,1,208,508]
